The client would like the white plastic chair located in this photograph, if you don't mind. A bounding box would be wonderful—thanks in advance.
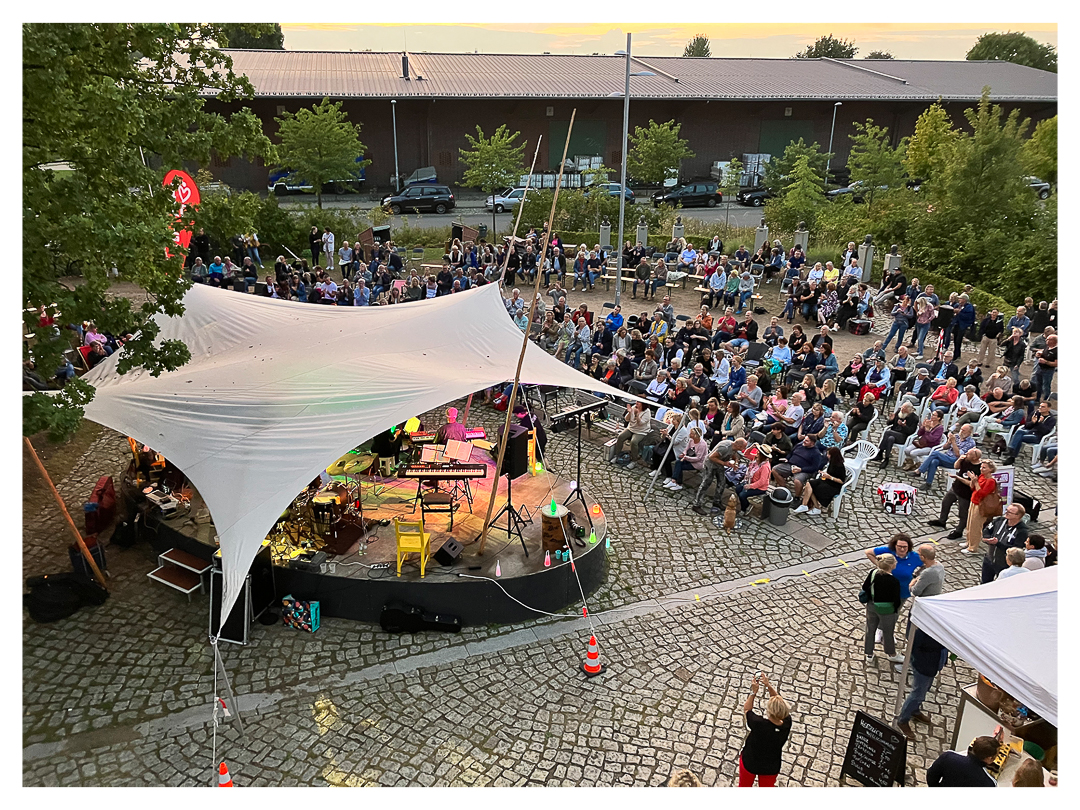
[940,401,960,431]
[841,439,878,488]
[831,468,855,519]
[895,432,919,468]
[1028,426,1057,465]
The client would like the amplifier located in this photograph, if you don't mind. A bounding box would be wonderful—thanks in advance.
[288,550,327,573]
[433,537,463,566]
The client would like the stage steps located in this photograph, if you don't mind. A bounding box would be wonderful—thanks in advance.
[147,548,212,602]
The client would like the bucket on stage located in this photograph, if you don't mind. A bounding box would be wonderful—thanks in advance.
[877,482,917,515]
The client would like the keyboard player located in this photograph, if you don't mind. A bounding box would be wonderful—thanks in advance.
[435,407,468,444]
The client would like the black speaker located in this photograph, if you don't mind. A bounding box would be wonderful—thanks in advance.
[498,424,530,479]
[255,281,268,296]
[433,537,463,566]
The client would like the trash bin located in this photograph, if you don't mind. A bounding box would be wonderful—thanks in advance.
[476,224,488,240]
[767,487,793,526]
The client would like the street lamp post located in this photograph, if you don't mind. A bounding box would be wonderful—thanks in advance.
[825,101,842,185]
[611,36,655,309]
[391,100,400,192]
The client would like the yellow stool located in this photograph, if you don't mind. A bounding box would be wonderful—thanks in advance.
[393,517,432,578]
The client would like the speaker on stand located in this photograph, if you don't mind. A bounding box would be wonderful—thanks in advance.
[498,424,530,479]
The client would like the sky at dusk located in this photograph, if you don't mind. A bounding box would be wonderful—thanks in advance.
[279,23,1058,60]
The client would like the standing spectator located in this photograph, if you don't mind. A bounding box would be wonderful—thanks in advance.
[912,295,936,359]
[1030,334,1057,402]
[321,227,335,265]
[1006,305,1031,337]
[948,293,976,359]
[927,448,981,539]
[737,674,792,788]
[974,308,1004,368]
[861,553,904,664]
[979,504,1029,581]
[964,460,999,553]
[1001,327,1028,385]
[309,225,322,266]
[692,438,748,515]
[864,534,920,606]
[910,543,945,597]
[883,295,914,353]
[895,626,949,739]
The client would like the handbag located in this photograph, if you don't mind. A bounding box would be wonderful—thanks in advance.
[979,482,1002,517]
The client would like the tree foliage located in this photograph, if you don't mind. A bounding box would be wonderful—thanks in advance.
[903,102,958,182]
[189,171,263,258]
[459,124,527,194]
[794,34,857,59]
[907,90,1050,297]
[23,23,274,439]
[1023,115,1057,184]
[683,35,711,58]
[763,138,829,191]
[626,120,695,185]
[864,50,894,60]
[765,155,827,231]
[846,119,906,215]
[966,31,1057,73]
[219,23,284,50]
[275,98,368,209]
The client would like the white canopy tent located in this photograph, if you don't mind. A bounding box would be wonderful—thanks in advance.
[910,566,1057,726]
[81,283,637,620]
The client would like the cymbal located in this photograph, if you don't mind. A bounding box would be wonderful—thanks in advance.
[343,454,375,474]
[326,452,359,476]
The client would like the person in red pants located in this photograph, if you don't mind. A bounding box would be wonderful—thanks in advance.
[737,674,793,786]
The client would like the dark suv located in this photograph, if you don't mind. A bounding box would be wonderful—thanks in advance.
[381,184,456,214]
[652,180,722,208]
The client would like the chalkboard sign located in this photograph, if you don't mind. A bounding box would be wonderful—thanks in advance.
[840,710,907,787]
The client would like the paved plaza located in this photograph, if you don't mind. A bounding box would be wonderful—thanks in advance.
[22,373,1056,785]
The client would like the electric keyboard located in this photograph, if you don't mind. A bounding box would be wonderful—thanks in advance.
[402,463,488,480]
[408,428,488,444]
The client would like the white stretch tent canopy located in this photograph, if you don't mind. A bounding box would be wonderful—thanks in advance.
[82,283,636,620]
[910,566,1057,726]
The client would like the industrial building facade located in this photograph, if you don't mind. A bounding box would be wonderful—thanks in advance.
[202,50,1057,193]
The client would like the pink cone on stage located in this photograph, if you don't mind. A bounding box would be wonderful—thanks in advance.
[218,761,234,787]
[581,634,604,677]
[544,550,551,567]
[495,560,502,577]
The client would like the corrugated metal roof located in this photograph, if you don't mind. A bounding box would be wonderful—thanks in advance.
[216,50,1057,103]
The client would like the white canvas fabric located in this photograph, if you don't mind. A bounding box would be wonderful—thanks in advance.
[910,566,1057,726]
[82,283,638,620]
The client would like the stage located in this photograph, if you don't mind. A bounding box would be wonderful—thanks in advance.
[133,443,609,627]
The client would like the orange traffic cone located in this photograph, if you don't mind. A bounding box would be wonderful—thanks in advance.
[581,634,604,678]
[218,761,234,787]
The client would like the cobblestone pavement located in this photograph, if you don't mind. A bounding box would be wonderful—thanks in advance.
[23,285,1056,786]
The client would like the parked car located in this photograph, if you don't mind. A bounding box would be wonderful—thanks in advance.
[651,180,723,208]
[735,187,774,207]
[381,184,455,215]
[485,187,538,213]
[826,180,891,203]
[1027,176,1052,200]
[268,156,367,196]
[585,182,635,203]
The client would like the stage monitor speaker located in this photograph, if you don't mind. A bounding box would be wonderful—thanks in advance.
[498,424,530,479]
[433,537,463,566]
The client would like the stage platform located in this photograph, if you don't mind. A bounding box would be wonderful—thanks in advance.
[135,449,608,626]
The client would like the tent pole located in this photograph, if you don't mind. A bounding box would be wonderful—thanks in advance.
[892,618,916,719]
[24,436,108,589]
[479,110,577,555]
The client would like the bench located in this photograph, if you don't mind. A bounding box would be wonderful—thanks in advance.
[600,275,630,292]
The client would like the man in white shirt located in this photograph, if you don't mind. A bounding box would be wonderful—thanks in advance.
[707,267,726,309]
[952,385,986,427]
[317,276,338,303]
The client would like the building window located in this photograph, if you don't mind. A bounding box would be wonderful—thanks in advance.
[439,150,452,167]
[612,150,622,166]
[277,105,287,116]
[211,151,232,168]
